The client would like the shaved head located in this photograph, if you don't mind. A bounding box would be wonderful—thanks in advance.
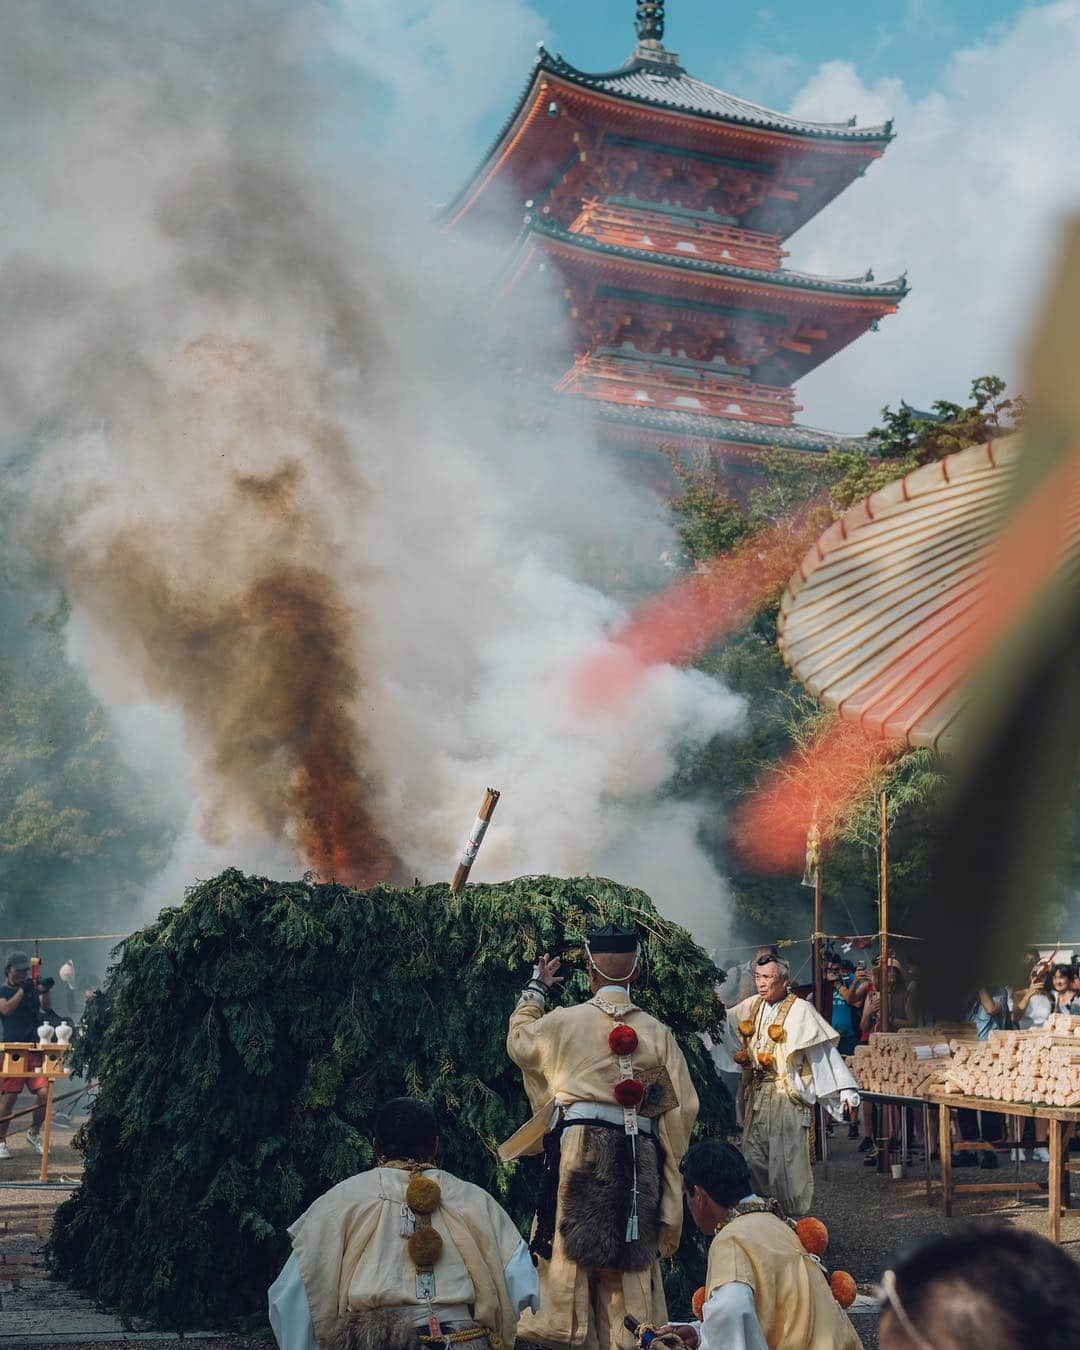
[588,949,638,991]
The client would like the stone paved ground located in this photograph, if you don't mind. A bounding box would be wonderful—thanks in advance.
[3,1116,1078,1348]
[815,1126,1080,1348]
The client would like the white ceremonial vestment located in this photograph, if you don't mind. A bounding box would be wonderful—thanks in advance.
[505,984,699,1349]
[717,995,859,1217]
[268,1165,538,1350]
[690,1198,861,1350]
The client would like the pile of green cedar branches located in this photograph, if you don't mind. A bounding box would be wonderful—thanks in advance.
[47,870,732,1329]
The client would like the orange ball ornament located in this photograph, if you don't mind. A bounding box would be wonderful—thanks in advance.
[831,1271,857,1308]
[794,1217,829,1255]
[767,1024,786,1043]
[733,1049,750,1066]
[756,1051,776,1070]
[405,1175,441,1215]
[691,1286,707,1320]
[738,1019,755,1038]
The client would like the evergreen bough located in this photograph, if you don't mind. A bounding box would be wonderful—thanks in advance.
[48,869,732,1329]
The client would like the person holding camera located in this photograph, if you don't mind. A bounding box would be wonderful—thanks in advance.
[0,950,53,1160]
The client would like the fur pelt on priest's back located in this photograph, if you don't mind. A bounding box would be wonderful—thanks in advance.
[558,1125,661,1271]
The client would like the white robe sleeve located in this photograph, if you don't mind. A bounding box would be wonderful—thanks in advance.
[503,1238,540,1315]
[712,1008,743,1073]
[788,1043,861,1119]
[698,1281,768,1350]
[268,1252,318,1350]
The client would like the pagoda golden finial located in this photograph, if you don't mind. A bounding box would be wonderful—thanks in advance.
[636,2,665,45]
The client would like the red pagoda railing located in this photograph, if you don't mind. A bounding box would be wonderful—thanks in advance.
[556,354,799,425]
[568,199,786,272]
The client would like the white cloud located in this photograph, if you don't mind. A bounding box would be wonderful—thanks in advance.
[786,2,1080,431]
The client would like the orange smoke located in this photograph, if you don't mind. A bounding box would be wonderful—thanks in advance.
[572,513,820,710]
[70,543,395,886]
[730,718,900,873]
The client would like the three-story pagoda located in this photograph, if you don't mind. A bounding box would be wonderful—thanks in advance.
[445,2,907,488]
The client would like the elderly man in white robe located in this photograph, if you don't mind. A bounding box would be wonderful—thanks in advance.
[268,1097,538,1350]
[719,956,859,1218]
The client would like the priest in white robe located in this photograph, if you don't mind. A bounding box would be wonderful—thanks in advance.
[718,956,859,1218]
[502,925,699,1349]
[656,1140,860,1350]
[268,1097,538,1350]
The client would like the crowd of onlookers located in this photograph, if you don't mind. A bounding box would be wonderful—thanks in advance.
[814,943,1080,1167]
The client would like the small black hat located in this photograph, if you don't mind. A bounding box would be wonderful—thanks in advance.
[588,924,638,954]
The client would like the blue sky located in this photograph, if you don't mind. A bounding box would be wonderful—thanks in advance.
[512,1,1026,113]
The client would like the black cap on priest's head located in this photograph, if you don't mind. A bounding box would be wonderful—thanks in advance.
[588,924,638,953]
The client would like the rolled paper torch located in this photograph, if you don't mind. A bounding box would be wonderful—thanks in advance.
[449,788,501,894]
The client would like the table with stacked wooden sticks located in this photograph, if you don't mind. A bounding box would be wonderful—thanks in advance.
[0,1041,71,1182]
[927,1092,1080,1242]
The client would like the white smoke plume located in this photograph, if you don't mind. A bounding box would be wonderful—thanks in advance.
[0,1,741,946]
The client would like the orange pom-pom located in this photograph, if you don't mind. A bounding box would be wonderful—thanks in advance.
[405,1174,441,1215]
[767,1024,786,1043]
[691,1286,707,1320]
[738,1019,755,1037]
[733,1049,750,1066]
[756,1051,776,1070]
[407,1226,443,1268]
[831,1271,857,1308]
[795,1217,829,1255]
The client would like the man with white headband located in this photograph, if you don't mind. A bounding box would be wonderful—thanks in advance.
[720,955,859,1218]
[501,924,699,1349]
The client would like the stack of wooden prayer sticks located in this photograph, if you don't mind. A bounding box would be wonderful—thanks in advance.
[938,1017,1080,1107]
[847,1018,1080,1107]
[845,1027,972,1098]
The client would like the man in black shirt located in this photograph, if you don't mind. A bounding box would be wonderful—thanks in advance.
[0,951,51,1160]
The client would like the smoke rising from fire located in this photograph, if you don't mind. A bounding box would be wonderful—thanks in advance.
[0,1,742,942]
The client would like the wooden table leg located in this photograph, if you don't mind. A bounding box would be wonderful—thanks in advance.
[939,1100,953,1217]
[37,1077,54,1185]
[1048,1119,1062,1243]
[923,1102,933,1202]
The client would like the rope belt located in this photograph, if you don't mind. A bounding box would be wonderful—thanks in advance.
[417,1330,496,1347]
[750,1067,780,1086]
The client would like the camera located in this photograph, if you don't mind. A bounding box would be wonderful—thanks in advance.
[36,976,55,991]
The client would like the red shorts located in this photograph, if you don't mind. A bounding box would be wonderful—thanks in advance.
[1,1053,47,1095]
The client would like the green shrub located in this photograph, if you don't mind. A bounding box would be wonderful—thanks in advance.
[48,869,731,1329]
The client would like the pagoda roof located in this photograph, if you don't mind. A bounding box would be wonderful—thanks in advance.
[534,46,893,143]
[591,400,866,454]
[445,44,895,235]
[526,217,908,300]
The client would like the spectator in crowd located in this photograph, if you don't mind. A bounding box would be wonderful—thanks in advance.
[951,985,1010,1169]
[1008,960,1052,1161]
[877,1223,1080,1350]
[857,959,914,1165]
[823,955,865,1141]
[902,954,932,1027]
[0,951,51,1160]
[1046,963,1080,1015]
